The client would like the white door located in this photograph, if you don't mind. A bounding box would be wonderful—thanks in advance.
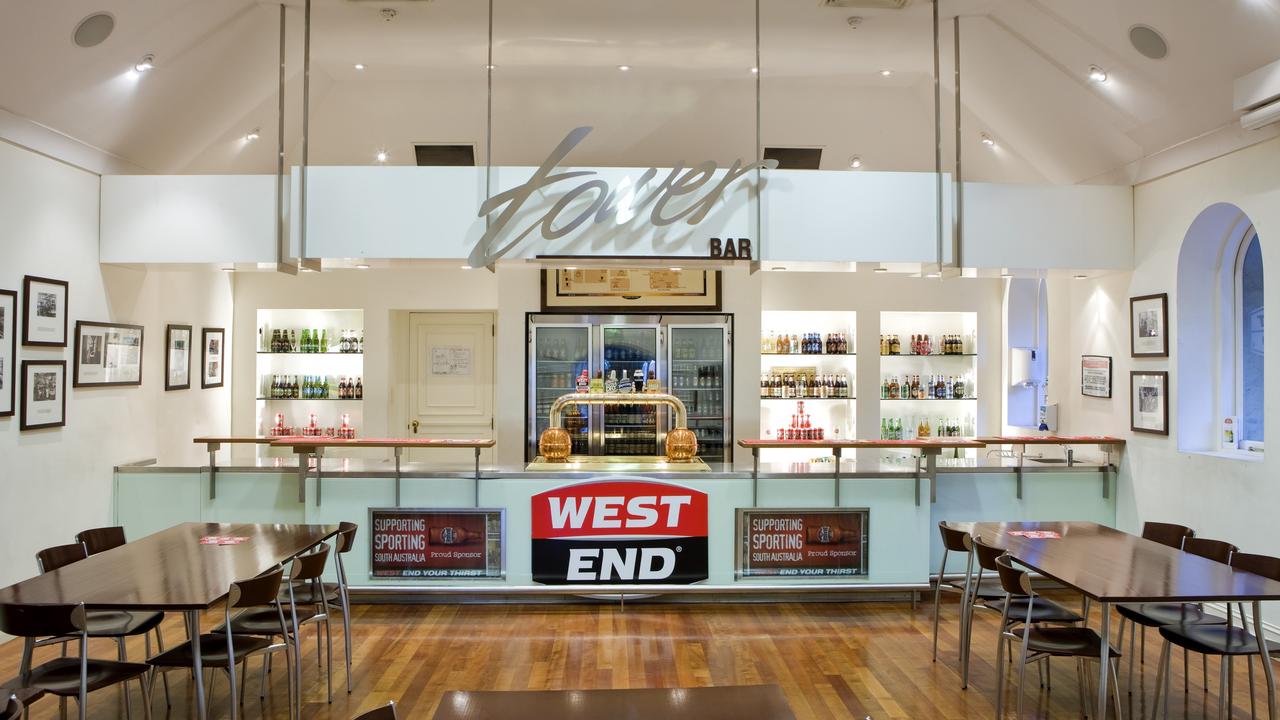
[408,312,495,465]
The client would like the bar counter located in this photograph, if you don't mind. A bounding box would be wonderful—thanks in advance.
[112,436,1122,596]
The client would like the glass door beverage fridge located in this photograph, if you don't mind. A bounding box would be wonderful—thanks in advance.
[526,314,733,462]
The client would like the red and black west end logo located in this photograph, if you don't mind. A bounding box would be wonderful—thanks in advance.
[531,478,709,585]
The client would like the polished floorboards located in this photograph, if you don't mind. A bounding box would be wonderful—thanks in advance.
[0,592,1273,718]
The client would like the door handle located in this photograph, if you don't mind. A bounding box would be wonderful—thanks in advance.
[409,420,420,434]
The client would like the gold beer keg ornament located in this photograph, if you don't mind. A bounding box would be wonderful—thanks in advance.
[664,426,698,462]
[538,426,573,462]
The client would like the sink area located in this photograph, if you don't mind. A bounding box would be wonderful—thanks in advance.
[1028,458,1069,464]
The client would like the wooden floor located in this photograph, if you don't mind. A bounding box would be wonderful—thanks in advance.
[0,592,1274,719]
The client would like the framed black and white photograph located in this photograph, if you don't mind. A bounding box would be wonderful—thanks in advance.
[74,321,144,387]
[1081,355,1112,398]
[0,289,16,417]
[21,275,69,347]
[1131,370,1169,435]
[201,327,225,389]
[21,360,66,430]
[165,324,192,391]
[1130,293,1169,358]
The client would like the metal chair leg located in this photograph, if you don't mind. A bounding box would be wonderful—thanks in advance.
[340,582,353,693]
[1151,639,1169,719]
[1219,654,1231,720]
[1075,658,1088,720]
[1127,619,1137,696]
[116,637,134,720]
[1109,659,1123,720]
[995,626,1008,719]
[1249,655,1257,719]
[932,548,947,662]
[154,626,170,707]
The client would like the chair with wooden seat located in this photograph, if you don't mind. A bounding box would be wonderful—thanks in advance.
[75,526,127,556]
[352,701,398,720]
[283,521,357,693]
[933,522,1005,686]
[148,566,291,720]
[1151,552,1280,719]
[0,603,154,720]
[992,554,1123,719]
[1116,533,1234,695]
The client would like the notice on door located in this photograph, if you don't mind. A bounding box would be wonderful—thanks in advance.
[370,509,504,579]
[736,508,868,578]
[430,346,471,376]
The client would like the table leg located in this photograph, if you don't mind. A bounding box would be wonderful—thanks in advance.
[1255,601,1277,719]
[208,444,219,501]
[314,448,323,507]
[187,611,206,720]
[752,449,759,507]
[394,446,402,508]
[832,448,841,506]
[1096,603,1111,719]
[475,447,481,507]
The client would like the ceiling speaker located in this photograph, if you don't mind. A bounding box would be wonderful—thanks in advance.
[73,12,114,48]
[1129,25,1169,60]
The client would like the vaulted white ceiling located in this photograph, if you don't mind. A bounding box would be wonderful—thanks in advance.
[1,0,1278,184]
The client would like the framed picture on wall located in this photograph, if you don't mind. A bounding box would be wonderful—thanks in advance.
[165,324,192,391]
[201,327,225,389]
[1130,370,1169,435]
[0,289,16,417]
[21,360,66,430]
[1081,355,1112,398]
[21,275,69,347]
[1130,293,1169,358]
[74,321,144,387]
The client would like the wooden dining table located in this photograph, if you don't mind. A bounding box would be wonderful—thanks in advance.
[967,521,1280,719]
[0,522,340,720]
[430,684,797,720]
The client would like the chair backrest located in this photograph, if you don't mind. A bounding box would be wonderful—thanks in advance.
[0,603,86,639]
[0,695,21,720]
[1230,552,1280,582]
[289,544,332,582]
[352,701,398,720]
[75,526,127,555]
[36,543,89,573]
[994,554,1033,597]
[972,536,1004,572]
[336,522,358,554]
[1142,521,1194,550]
[1184,537,1237,564]
[228,567,286,609]
[938,522,973,553]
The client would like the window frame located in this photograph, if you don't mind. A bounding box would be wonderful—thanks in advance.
[1232,226,1263,451]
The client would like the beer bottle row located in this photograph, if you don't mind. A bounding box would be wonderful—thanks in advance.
[879,333,970,356]
[761,332,851,355]
[264,374,363,400]
[266,328,362,353]
[760,372,851,399]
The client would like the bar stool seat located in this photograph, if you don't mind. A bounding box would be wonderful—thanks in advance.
[214,607,318,637]
[1116,602,1225,627]
[985,596,1083,625]
[278,582,339,605]
[148,633,274,667]
[17,658,154,697]
[1158,622,1280,657]
[1013,626,1123,658]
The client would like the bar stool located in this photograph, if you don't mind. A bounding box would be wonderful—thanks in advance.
[1151,552,1280,720]
[352,701,398,719]
[0,602,155,720]
[284,521,357,693]
[992,554,1123,719]
[148,566,291,720]
[1116,535,1234,696]
[933,523,1005,687]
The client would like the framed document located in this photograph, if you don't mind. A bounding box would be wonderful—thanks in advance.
[369,508,506,579]
[201,327,225,389]
[0,289,15,417]
[21,360,66,430]
[74,321,144,387]
[736,508,869,578]
[1130,293,1169,358]
[22,275,69,347]
[1081,355,1112,398]
[1131,371,1169,435]
[542,268,721,311]
[165,324,192,391]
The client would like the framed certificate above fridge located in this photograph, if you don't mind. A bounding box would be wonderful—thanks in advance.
[542,268,721,311]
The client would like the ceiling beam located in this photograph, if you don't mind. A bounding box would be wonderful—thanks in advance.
[0,106,148,176]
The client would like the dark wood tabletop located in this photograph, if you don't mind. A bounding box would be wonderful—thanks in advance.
[430,685,797,720]
[0,522,339,610]
[967,521,1280,603]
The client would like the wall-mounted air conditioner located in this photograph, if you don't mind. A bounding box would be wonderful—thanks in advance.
[1235,58,1280,131]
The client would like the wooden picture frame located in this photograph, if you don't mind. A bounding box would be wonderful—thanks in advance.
[0,289,15,417]
[165,324,192,391]
[201,327,225,389]
[1130,293,1169,358]
[1130,370,1169,435]
[21,275,69,347]
[1081,355,1112,398]
[73,321,144,388]
[21,359,67,430]
[541,268,722,312]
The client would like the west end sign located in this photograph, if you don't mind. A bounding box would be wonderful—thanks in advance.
[466,126,777,268]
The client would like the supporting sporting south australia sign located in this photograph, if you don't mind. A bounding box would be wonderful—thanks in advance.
[531,477,709,585]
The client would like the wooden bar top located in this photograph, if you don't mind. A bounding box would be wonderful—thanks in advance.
[739,438,986,450]
[0,522,338,610]
[193,436,300,445]
[977,435,1126,446]
[967,521,1280,603]
[271,437,496,449]
[431,685,796,720]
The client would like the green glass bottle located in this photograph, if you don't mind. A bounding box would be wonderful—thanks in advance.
[320,329,328,353]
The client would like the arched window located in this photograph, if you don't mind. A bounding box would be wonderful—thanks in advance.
[1236,228,1264,447]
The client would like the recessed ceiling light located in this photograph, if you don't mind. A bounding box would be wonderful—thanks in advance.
[375,149,388,163]
[750,67,759,74]
[356,263,371,270]
[617,65,631,72]
[134,54,155,73]
[873,267,888,273]
[1073,274,1088,280]
[243,128,260,142]
[849,156,863,169]
[980,133,996,148]
[484,64,496,70]
[353,63,366,71]
[669,267,682,272]
[1087,65,1108,84]
[880,69,892,77]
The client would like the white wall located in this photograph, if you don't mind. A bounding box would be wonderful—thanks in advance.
[0,140,233,592]
[1053,136,1280,549]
